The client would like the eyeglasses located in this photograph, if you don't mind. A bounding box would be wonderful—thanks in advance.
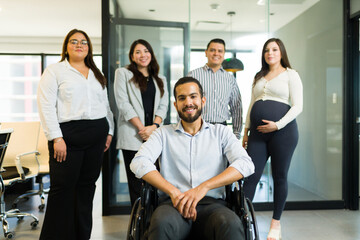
[69,39,88,46]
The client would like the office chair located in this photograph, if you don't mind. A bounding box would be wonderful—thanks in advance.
[0,128,39,239]
[11,125,49,211]
[127,179,259,240]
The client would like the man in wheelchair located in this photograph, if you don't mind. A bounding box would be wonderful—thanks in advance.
[130,77,255,240]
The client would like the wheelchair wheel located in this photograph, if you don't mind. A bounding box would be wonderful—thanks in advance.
[244,198,259,240]
[127,198,142,240]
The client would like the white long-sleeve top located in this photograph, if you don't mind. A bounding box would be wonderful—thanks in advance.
[37,59,114,140]
[245,68,303,130]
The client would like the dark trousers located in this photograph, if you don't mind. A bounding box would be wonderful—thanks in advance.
[148,197,244,240]
[40,118,109,240]
[122,149,143,207]
[243,100,298,220]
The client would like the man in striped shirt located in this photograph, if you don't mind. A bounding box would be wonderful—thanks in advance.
[187,38,243,139]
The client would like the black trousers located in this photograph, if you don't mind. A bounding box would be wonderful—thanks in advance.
[148,197,244,240]
[243,100,298,220]
[122,149,143,207]
[40,118,109,240]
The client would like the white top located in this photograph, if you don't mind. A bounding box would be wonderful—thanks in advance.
[245,68,303,130]
[37,59,114,141]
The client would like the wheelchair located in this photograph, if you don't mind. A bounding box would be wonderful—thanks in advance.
[127,179,259,240]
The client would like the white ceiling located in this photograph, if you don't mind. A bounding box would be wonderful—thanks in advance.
[0,0,102,37]
[0,0,319,37]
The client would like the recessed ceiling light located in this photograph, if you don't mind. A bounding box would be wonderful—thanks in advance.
[210,3,220,11]
[257,0,265,6]
[149,9,155,12]
[0,7,2,12]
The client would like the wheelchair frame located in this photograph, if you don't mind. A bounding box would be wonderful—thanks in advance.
[127,179,259,240]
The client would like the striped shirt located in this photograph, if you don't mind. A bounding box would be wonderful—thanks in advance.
[187,64,243,139]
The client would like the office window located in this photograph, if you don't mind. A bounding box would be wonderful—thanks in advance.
[45,55,61,67]
[0,54,103,123]
[0,55,41,122]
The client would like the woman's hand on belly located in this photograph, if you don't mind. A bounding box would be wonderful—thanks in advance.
[256,119,278,133]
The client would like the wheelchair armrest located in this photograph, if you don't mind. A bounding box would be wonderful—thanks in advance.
[140,181,158,209]
[225,179,246,214]
[15,150,40,180]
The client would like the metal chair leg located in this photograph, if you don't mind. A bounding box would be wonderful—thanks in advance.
[12,178,49,210]
[0,182,40,237]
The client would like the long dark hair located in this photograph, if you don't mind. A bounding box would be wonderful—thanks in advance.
[127,39,164,97]
[253,38,291,86]
[60,29,106,89]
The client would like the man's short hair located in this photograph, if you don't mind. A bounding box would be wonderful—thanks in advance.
[206,38,226,50]
[173,77,204,100]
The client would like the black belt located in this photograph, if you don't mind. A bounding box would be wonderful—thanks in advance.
[209,121,227,126]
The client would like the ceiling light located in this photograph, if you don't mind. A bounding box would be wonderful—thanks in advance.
[222,58,244,73]
[210,3,219,11]
[257,0,265,6]
[148,9,155,12]
[222,11,244,72]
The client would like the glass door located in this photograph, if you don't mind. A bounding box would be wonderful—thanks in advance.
[111,23,186,208]
[102,4,189,214]
[101,0,350,215]
[358,18,360,201]
[342,11,360,210]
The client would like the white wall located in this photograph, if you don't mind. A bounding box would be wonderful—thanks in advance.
[0,36,102,54]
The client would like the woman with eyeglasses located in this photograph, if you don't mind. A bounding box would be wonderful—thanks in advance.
[37,29,114,240]
[114,39,168,207]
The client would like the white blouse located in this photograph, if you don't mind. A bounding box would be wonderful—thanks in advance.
[245,68,303,130]
[37,59,114,140]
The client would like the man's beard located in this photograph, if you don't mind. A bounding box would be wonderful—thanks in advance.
[177,105,202,123]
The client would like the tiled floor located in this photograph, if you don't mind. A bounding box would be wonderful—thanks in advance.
[256,209,360,240]
[1,180,360,240]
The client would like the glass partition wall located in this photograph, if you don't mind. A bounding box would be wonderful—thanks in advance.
[102,0,190,214]
[272,0,344,205]
[102,0,347,215]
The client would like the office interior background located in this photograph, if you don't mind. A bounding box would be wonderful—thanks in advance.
[0,0,359,217]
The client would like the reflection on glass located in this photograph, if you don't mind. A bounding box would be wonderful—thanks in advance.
[110,24,185,206]
[253,160,272,202]
[108,0,344,209]
[274,0,343,201]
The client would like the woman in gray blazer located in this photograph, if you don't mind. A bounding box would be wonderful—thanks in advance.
[114,39,168,206]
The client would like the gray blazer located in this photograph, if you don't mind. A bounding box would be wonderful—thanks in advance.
[114,67,169,151]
